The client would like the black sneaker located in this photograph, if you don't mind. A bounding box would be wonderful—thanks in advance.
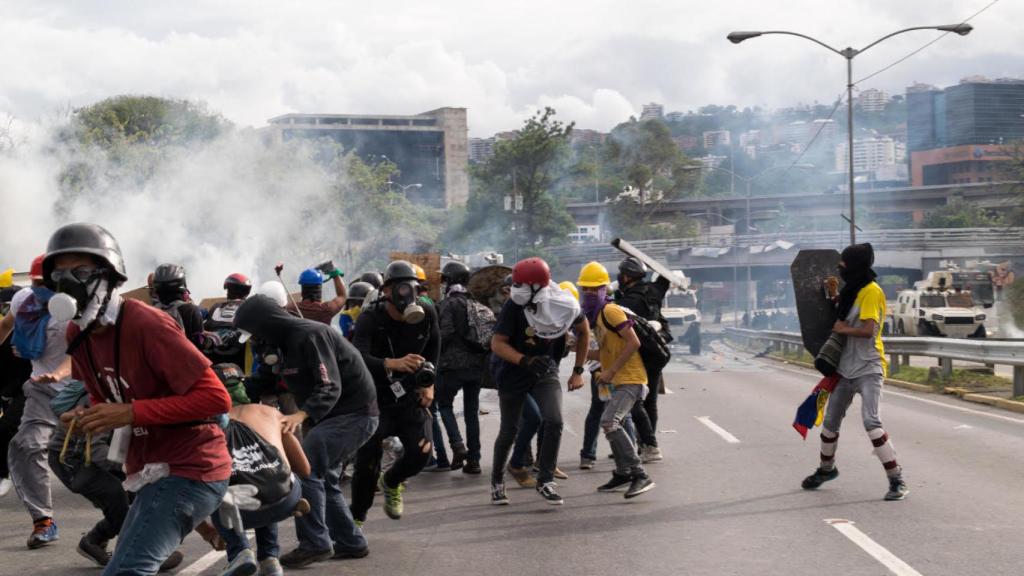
[332,546,370,560]
[280,547,333,568]
[450,443,468,471]
[801,466,839,490]
[463,460,482,475]
[597,473,632,492]
[491,483,510,506]
[884,476,909,501]
[159,550,185,573]
[536,482,564,506]
[624,475,656,499]
[77,531,111,566]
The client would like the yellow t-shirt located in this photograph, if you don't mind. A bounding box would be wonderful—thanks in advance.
[597,303,648,386]
[836,282,888,378]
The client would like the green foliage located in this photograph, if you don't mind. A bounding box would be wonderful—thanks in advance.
[919,198,1002,229]
[70,95,228,149]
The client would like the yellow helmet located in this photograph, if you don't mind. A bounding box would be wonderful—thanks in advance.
[412,263,427,282]
[0,268,12,289]
[577,261,610,288]
[558,281,579,301]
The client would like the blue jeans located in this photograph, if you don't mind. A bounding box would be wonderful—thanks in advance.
[296,413,378,554]
[581,375,637,461]
[103,475,228,576]
[212,475,303,561]
[437,370,481,461]
[509,392,541,468]
[430,402,449,465]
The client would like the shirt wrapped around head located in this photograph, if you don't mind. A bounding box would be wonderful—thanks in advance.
[524,281,581,339]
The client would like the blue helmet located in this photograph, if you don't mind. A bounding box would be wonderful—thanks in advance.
[298,268,324,286]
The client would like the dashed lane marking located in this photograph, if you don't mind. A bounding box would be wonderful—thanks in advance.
[695,416,741,444]
[826,519,923,576]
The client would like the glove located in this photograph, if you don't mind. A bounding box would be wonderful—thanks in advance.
[317,260,343,279]
[518,355,556,378]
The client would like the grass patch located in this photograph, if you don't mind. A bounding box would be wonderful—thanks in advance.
[890,365,1011,390]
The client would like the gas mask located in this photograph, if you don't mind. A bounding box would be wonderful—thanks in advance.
[48,267,120,329]
[390,281,425,324]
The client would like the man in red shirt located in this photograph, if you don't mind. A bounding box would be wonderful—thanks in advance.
[43,223,232,575]
[286,267,346,325]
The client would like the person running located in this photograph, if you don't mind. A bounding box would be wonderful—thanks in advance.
[614,256,669,463]
[0,254,72,549]
[286,265,346,325]
[801,243,908,501]
[233,294,379,568]
[350,260,440,523]
[46,223,232,574]
[489,257,589,506]
[0,285,32,499]
[578,262,656,499]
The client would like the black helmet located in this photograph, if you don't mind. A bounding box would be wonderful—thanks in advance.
[153,264,186,288]
[346,281,373,302]
[441,261,471,286]
[618,256,647,279]
[42,222,128,287]
[358,271,384,290]
[383,261,418,286]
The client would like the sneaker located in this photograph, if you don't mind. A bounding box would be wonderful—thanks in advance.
[222,548,258,576]
[532,463,569,480]
[640,445,664,463]
[491,483,510,505]
[536,482,564,505]
[353,519,364,529]
[332,546,369,560]
[0,477,12,497]
[379,474,405,519]
[801,466,840,490]
[258,557,284,576]
[27,518,58,549]
[884,476,909,501]
[508,465,537,488]
[77,531,111,566]
[280,547,333,568]
[624,475,656,499]
[579,457,596,470]
[159,550,185,572]
[462,460,482,475]
[597,473,632,492]
[450,443,468,471]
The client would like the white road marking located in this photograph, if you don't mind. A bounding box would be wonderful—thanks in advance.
[954,424,974,430]
[825,519,923,576]
[177,550,222,576]
[764,361,1024,426]
[695,416,740,444]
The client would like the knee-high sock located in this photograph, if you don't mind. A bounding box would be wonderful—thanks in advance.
[868,427,900,477]
[819,428,838,470]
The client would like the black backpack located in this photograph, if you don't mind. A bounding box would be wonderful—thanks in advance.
[600,305,671,372]
[226,420,291,506]
[156,300,186,330]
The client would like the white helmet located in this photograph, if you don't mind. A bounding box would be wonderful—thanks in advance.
[257,280,289,307]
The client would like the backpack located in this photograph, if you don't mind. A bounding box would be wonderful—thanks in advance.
[226,420,291,507]
[205,300,246,356]
[464,298,497,353]
[600,305,671,372]
[156,300,187,330]
[12,287,53,360]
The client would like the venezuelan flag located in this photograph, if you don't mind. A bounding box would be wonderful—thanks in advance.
[792,374,840,439]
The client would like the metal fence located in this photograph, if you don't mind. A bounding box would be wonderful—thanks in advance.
[724,327,1024,396]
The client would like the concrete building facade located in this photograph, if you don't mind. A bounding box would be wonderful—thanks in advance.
[267,108,469,208]
[834,137,897,173]
[641,103,664,120]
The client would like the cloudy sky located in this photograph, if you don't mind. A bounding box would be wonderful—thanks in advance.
[0,0,1018,136]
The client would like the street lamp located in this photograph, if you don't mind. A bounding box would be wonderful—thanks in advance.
[727,23,973,244]
[386,181,423,194]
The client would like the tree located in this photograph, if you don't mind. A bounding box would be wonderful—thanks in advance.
[919,198,1002,229]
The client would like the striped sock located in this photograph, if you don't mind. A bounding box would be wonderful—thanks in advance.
[819,428,838,470]
[868,427,901,477]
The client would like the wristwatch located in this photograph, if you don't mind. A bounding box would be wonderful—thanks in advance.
[572,365,585,375]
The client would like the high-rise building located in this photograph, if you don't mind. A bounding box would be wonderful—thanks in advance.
[469,137,495,163]
[738,130,761,147]
[834,137,897,173]
[702,130,731,149]
[673,135,699,151]
[857,88,890,112]
[570,129,607,147]
[906,77,1024,185]
[267,108,469,207]
[641,103,665,121]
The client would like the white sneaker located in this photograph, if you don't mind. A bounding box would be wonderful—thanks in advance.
[641,446,663,463]
[0,478,12,497]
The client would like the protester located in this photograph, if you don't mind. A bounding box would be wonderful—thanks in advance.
[234,294,378,568]
[0,285,32,498]
[489,257,589,506]
[46,223,232,574]
[350,260,440,523]
[801,243,908,501]
[286,265,346,324]
[338,281,373,339]
[204,273,253,368]
[579,262,656,499]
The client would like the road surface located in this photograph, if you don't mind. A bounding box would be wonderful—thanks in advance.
[2,342,1023,575]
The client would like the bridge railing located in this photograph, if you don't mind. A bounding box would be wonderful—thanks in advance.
[723,327,1024,396]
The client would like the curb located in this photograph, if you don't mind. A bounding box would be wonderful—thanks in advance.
[960,393,1024,415]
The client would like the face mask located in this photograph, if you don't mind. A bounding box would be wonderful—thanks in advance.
[391,281,425,324]
[49,270,120,329]
[510,284,536,306]
[838,266,851,283]
[581,287,607,323]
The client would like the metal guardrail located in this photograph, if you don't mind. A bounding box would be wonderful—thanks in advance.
[724,327,1024,396]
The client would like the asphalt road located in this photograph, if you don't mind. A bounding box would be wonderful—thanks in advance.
[2,342,1023,575]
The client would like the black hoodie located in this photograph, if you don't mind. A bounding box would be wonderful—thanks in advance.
[234,295,377,422]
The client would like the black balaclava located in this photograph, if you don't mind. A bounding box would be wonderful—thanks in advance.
[301,284,323,302]
[836,242,877,319]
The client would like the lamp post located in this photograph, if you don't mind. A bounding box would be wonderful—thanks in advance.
[727,23,973,244]
[504,170,524,261]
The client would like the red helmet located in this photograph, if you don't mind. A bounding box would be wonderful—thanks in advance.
[512,257,551,286]
[29,254,45,280]
[224,273,251,289]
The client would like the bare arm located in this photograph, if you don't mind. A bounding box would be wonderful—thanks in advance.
[324,276,346,315]
[33,355,71,383]
[281,430,311,479]
[491,333,524,365]
[0,312,13,344]
[571,318,589,370]
[834,319,876,339]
